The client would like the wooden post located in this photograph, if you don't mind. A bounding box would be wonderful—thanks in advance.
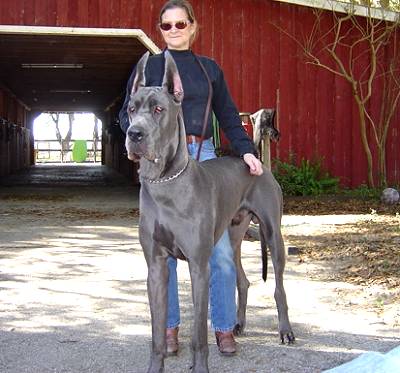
[261,135,271,171]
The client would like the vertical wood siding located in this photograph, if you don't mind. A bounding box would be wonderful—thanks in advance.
[0,0,399,187]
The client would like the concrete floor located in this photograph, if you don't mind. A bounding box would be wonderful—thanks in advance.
[0,163,134,188]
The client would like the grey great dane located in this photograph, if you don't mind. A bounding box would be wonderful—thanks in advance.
[125,51,294,373]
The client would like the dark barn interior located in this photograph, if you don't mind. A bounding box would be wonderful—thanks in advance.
[0,26,161,185]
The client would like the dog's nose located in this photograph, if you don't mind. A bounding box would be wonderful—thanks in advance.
[127,129,144,143]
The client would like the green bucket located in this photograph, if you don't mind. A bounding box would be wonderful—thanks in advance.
[72,140,87,163]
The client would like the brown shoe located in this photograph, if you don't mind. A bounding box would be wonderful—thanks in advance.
[215,331,236,356]
[166,327,179,356]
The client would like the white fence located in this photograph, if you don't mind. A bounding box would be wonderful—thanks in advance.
[34,139,102,163]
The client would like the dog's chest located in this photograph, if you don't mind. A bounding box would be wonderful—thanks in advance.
[151,218,186,260]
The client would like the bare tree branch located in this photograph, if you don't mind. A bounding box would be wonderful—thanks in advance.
[277,1,400,187]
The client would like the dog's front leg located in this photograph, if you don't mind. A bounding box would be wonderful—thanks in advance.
[188,258,210,373]
[146,255,169,373]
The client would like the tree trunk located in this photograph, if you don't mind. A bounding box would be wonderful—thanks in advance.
[63,114,73,162]
[93,116,99,163]
[355,97,375,187]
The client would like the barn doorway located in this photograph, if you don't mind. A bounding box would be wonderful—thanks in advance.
[33,112,102,164]
[0,25,160,183]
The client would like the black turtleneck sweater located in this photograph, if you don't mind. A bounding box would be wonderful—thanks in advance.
[119,49,256,157]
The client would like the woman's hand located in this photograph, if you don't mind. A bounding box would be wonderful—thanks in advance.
[243,153,263,176]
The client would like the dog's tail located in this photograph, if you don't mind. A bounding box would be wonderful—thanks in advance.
[260,227,268,282]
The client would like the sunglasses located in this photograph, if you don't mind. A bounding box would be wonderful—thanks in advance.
[159,20,190,31]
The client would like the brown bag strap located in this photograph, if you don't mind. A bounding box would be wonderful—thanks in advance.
[193,55,213,161]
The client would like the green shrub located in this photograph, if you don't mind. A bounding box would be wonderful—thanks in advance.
[340,184,381,199]
[272,156,339,196]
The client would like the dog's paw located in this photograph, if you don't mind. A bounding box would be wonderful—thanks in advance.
[233,322,246,336]
[280,331,295,345]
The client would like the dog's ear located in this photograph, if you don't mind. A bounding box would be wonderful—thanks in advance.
[251,110,262,148]
[131,52,150,95]
[162,50,184,103]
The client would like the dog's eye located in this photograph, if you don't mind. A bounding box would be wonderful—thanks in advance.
[154,106,163,114]
[128,106,136,114]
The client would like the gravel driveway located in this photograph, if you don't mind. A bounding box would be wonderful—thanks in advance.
[1,165,399,373]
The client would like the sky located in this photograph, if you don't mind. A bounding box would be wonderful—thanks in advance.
[33,113,102,140]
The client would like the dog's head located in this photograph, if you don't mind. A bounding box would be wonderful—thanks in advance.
[125,51,184,165]
[250,108,280,147]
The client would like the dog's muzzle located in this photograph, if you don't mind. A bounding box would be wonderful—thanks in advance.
[125,126,147,162]
[264,127,280,142]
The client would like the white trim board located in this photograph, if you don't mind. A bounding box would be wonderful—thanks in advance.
[0,25,161,54]
[274,0,399,22]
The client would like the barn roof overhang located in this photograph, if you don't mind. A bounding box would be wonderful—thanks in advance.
[0,25,161,113]
[275,0,399,21]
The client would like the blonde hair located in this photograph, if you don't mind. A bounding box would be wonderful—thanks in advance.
[159,0,198,45]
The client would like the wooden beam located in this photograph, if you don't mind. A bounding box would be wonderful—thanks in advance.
[0,25,161,54]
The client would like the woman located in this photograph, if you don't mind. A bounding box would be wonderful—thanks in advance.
[119,0,263,357]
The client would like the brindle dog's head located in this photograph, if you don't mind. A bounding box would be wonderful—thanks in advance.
[250,108,280,147]
[125,51,184,165]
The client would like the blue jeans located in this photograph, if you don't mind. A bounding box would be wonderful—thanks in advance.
[166,139,237,332]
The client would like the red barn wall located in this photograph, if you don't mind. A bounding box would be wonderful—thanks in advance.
[1,0,399,187]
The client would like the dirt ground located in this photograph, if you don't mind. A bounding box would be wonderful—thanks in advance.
[283,195,400,294]
[0,165,399,372]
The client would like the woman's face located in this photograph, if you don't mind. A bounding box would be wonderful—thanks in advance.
[160,7,195,50]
